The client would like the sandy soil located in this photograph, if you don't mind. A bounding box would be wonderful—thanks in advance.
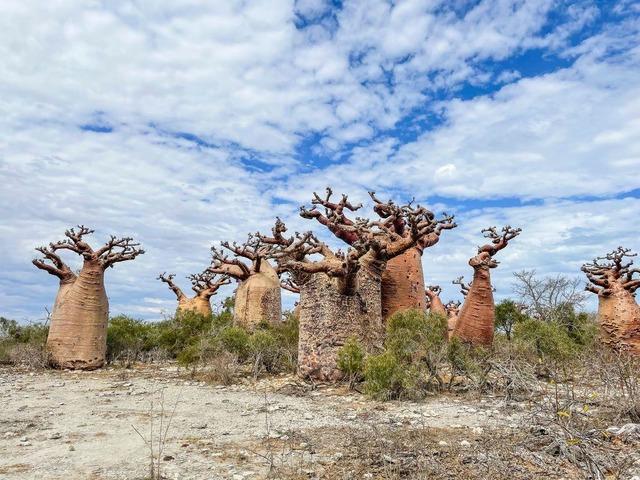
[0,365,524,480]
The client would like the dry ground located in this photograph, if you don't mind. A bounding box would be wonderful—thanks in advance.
[0,365,637,479]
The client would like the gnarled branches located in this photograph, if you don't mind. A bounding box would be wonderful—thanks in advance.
[582,247,640,296]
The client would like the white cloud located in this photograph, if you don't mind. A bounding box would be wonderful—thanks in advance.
[1,1,638,321]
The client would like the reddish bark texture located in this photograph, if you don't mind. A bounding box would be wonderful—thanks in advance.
[445,301,462,339]
[268,191,445,380]
[582,247,640,354]
[158,270,229,317]
[209,234,281,329]
[300,188,456,321]
[32,226,144,369]
[453,226,521,347]
[425,285,446,317]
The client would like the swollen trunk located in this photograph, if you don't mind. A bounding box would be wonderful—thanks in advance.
[597,289,640,354]
[381,247,425,321]
[453,268,495,346]
[46,261,109,369]
[234,261,281,329]
[298,269,384,381]
[177,297,213,317]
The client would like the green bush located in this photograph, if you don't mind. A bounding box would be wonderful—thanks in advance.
[337,337,365,387]
[107,315,155,365]
[249,330,280,374]
[364,352,405,400]
[513,318,577,363]
[495,300,528,340]
[385,310,448,364]
[219,326,250,360]
[0,317,49,366]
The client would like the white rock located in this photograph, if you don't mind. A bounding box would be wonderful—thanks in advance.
[438,441,448,446]
[459,440,471,448]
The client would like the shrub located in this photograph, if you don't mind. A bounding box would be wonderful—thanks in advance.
[248,330,280,375]
[495,300,528,340]
[364,352,405,400]
[337,337,365,387]
[513,318,577,363]
[107,315,155,366]
[0,317,48,367]
[219,326,250,360]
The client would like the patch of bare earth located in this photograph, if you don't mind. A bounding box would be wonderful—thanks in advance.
[1,365,638,479]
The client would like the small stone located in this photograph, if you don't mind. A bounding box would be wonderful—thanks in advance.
[460,440,471,448]
[49,432,62,440]
[438,441,448,447]
[472,427,484,435]
[192,423,207,429]
[163,455,174,461]
[69,445,75,451]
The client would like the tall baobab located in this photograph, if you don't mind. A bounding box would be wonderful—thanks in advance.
[300,188,456,320]
[158,270,229,317]
[32,226,144,369]
[453,226,521,346]
[208,234,281,329]
[269,199,446,380]
[582,247,640,354]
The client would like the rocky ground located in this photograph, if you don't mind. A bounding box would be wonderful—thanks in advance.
[1,365,638,479]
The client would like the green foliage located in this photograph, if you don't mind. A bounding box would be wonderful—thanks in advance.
[385,309,448,364]
[106,315,155,365]
[495,300,528,339]
[364,352,405,400]
[337,337,365,386]
[513,318,577,362]
[218,326,250,360]
[0,317,49,366]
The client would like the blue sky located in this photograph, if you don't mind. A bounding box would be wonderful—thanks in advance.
[1,0,639,322]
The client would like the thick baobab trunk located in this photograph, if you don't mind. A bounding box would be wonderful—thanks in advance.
[381,247,425,320]
[297,268,384,381]
[453,267,495,346]
[177,297,213,317]
[46,261,109,369]
[234,261,281,329]
[597,288,640,354]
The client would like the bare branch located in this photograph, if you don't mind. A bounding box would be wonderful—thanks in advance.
[157,272,186,301]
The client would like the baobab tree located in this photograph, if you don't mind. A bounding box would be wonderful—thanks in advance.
[32,226,144,369]
[425,285,446,317]
[208,234,280,329]
[158,270,229,317]
[445,300,462,338]
[300,188,456,320]
[453,226,521,346]
[582,247,640,354]
[269,199,446,380]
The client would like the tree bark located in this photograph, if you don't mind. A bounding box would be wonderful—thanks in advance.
[46,260,109,369]
[234,260,281,329]
[297,268,384,381]
[453,267,495,346]
[381,247,425,321]
[176,297,213,317]
[597,287,640,354]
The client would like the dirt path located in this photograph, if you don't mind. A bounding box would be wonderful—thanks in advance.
[0,366,521,479]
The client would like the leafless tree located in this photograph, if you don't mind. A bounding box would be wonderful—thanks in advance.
[512,270,587,321]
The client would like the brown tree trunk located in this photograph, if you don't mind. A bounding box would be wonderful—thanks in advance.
[381,247,425,321]
[447,312,459,340]
[297,268,384,381]
[234,261,281,329]
[453,267,495,346]
[46,260,109,369]
[428,296,446,317]
[176,296,213,317]
[597,288,640,354]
